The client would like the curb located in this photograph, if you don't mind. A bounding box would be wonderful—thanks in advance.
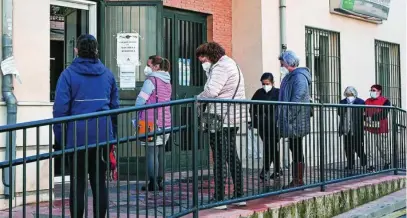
[333,189,406,218]
[244,176,406,218]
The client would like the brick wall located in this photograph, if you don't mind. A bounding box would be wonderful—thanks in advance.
[164,0,233,55]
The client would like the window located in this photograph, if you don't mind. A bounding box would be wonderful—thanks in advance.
[375,40,401,107]
[305,27,341,103]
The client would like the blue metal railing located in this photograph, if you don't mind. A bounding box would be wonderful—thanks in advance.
[0,98,404,217]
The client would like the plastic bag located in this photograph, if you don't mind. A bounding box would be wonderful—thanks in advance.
[247,129,262,159]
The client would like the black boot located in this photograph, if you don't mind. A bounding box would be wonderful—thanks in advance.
[141,180,162,191]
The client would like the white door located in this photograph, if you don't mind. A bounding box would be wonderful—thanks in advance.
[51,0,97,184]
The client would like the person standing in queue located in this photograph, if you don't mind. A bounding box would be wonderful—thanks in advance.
[278,50,311,188]
[338,86,367,170]
[53,34,119,218]
[196,42,247,209]
[365,84,391,172]
[135,55,172,191]
[249,72,282,181]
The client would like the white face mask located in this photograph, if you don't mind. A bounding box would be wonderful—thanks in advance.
[346,96,356,103]
[202,62,211,72]
[144,66,153,76]
[280,67,289,78]
[263,85,272,93]
[370,91,378,99]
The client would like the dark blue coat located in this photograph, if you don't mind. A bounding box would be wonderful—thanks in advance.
[53,57,120,148]
[338,98,365,139]
[278,67,312,138]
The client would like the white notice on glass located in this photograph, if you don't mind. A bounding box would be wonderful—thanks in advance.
[119,65,136,89]
[117,33,139,66]
[1,56,22,83]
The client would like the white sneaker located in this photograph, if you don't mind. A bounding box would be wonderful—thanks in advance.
[213,205,228,210]
[233,201,247,206]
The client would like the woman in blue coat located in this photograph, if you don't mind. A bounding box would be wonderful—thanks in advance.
[338,86,367,170]
[53,34,119,218]
[278,51,311,188]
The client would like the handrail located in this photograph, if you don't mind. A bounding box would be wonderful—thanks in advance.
[0,98,195,132]
[0,98,403,132]
[0,125,186,168]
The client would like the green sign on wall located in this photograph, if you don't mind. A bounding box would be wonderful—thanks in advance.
[340,0,391,20]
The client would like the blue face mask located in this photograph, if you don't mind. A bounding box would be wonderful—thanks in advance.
[370,91,378,99]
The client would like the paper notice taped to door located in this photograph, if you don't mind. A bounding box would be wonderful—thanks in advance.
[117,33,140,66]
[119,65,136,90]
[1,56,22,83]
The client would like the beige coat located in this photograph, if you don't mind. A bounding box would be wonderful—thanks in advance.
[198,55,248,126]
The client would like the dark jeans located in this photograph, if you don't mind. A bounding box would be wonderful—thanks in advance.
[288,137,304,163]
[344,134,367,167]
[258,128,280,172]
[210,127,243,200]
[68,148,108,218]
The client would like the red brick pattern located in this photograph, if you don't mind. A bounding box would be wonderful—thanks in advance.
[164,0,232,55]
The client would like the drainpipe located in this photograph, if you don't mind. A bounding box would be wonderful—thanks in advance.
[279,0,289,170]
[279,0,287,55]
[2,0,17,199]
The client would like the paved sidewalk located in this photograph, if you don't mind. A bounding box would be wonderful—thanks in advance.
[0,168,405,217]
[334,188,406,218]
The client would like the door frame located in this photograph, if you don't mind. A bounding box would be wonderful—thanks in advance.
[51,0,97,38]
[50,0,97,184]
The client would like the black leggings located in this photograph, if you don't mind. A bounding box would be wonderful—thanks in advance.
[210,127,243,200]
[69,148,108,218]
[288,137,304,163]
[258,129,280,171]
[344,134,367,166]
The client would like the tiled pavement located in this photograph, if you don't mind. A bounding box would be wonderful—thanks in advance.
[0,163,403,218]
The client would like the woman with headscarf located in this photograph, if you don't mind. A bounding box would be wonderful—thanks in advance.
[338,86,367,170]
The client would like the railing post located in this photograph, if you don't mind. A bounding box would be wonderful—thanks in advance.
[391,108,398,175]
[319,104,325,191]
[192,97,199,217]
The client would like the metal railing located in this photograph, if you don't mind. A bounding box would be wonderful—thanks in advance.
[0,98,405,217]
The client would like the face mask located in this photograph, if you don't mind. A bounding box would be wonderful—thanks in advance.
[144,66,152,76]
[370,91,378,99]
[346,96,355,103]
[280,67,289,78]
[202,62,211,72]
[263,85,272,93]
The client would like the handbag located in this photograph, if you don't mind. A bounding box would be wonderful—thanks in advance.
[137,77,158,142]
[200,64,241,132]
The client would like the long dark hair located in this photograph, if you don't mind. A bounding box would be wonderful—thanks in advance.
[76,34,98,59]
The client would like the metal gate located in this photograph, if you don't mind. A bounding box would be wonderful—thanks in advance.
[163,8,208,170]
[99,2,208,175]
[100,1,163,179]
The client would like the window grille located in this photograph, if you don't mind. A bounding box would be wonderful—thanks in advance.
[375,40,401,107]
[305,27,341,103]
